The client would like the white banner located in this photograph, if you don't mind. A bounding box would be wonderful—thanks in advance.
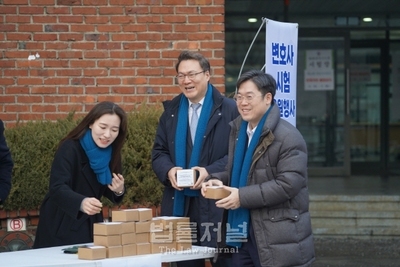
[265,19,298,126]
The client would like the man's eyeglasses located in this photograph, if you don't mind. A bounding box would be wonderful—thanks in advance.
[234,94,263,103]
[176,71,205,82]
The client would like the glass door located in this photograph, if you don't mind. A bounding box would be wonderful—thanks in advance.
[349,46,381,174]
[350,41,391,175]
[389,42,400,175]
[297,31,351,176]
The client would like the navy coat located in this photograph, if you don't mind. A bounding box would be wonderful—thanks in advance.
[0,120,13,205]
[152,85,239,247]
[33,139,124,248]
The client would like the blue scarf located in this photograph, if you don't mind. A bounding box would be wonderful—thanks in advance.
[173,84,214,216]
[79,129,113,185]
[226,104,272,248]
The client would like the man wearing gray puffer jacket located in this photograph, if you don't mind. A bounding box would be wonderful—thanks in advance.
[202,70,315,267]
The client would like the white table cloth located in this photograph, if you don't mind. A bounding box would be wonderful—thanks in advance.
[0,244,215,267]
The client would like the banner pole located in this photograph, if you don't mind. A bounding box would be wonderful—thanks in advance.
[236,17,268,94]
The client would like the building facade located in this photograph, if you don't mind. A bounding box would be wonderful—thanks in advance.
[226,0,400,176]
[1,0,400,252]
[1,0,399,177]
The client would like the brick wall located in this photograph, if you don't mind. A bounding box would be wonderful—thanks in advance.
[0,0,225,250]
[0,209,37,251]
[0,0,226,126]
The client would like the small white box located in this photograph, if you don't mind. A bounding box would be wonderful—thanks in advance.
[176,169,196,187]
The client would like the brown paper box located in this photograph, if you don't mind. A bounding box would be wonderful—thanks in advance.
[135,232,149,243]
[112,209,139,222]
[150,218,165,231]
[93,222,122,236]
[121,232,136,245]
[150,229,175,243]
[204,186,231,199]
[121,221,136,233]
[106,246,123,258]
[78,246,106,260]
[137,208,153,221]
[175,227,194,244]
[151,241,176,254]
[135,221,151,233]
[136,242,151,255]
[123,244,137,256]
[152,216,190,230]
[93,234,121,247]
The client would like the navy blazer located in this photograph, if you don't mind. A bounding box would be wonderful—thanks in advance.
[152,85,239,247]
[0,120,13,205]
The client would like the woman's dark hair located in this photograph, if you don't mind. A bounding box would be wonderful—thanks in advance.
[236,70,277,101]
[61,101,128,173]
[175,50,211,73]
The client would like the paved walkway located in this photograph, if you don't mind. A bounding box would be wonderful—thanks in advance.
[309,176,400,266]
[313,237,400,266]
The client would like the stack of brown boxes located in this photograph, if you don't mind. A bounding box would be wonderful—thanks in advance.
[78,208,192,260]
[151,216,193,253]
[78,221,127,260]
[111,208,153,255]
[93,222,125,258]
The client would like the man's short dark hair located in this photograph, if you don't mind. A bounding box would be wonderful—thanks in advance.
[236,70,276,99]
[175,50,211,73]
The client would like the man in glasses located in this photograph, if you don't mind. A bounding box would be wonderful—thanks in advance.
[152,50,239,267]
[202,70,315,267]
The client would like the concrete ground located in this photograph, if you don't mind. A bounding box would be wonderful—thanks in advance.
[166,237,400,267]
[309,175,400,266]
[313,237,400,267]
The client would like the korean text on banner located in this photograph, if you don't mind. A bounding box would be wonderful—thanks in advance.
[265,19,298,126]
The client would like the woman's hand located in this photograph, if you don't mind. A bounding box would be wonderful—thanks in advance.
[108,173,124,195]
[80,197,103,215]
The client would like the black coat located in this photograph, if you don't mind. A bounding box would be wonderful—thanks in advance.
[0,120,13,205]
[33,139,123,249]
[152,85,239,247]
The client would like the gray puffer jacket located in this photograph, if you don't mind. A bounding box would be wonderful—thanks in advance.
[211,104,315,267]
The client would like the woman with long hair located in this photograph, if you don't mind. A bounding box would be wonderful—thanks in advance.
[33,101,128,248]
